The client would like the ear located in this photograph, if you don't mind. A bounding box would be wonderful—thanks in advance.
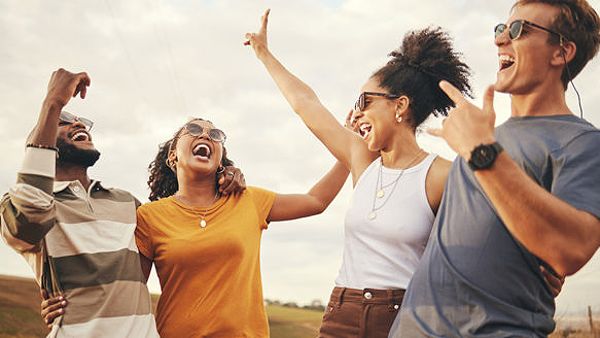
[551,39,576,66]
[395,96,410,122]
[166,150,178,171]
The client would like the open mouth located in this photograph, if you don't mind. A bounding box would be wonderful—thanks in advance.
[70,130,91,142]
[192,143,212,160]
[499,54,515,71]
[359,122,372,140]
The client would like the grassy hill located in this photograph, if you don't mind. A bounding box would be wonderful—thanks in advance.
[0,275,322,338]
[4,275,599,337]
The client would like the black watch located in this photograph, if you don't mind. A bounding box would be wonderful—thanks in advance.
[468,142,503,171]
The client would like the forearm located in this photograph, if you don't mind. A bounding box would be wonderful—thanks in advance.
[30,99,63,147]
[268,161,349,222]
[475,153,600,276]
[307,161,350,212]
[258,50,344,132]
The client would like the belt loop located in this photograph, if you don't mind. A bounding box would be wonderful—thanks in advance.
[337,288,347,309]
[387,289,394,307]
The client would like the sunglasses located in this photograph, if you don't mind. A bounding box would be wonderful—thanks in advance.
[59,111,94,131]
[494,20,564,42]
[183,123,227,143]
[354,92,400,112]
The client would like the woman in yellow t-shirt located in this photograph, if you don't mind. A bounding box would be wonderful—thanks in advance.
[135,117,349,338]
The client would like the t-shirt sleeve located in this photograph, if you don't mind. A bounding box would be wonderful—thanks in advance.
[135,207,155,260]
[248,186,276,230]
[551,131,600,219]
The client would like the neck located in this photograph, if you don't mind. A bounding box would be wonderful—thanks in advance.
[55,163,92,191]
[380,127,424,168]
[175,172,218,207]
[510,80,572,117]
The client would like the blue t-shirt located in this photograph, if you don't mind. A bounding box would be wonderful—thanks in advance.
[390,115,600,337]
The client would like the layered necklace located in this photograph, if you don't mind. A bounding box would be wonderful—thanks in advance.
[368,150,426,221]
[174,191,220,228]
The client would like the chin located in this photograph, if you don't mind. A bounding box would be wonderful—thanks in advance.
[366,141,380,153]
[188,162,217,175]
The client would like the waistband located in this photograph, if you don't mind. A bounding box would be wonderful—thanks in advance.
[329,286,405,305]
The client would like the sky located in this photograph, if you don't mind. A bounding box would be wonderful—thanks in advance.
[1,0,599,317]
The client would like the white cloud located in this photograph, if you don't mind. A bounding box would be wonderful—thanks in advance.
[1,0,599,316]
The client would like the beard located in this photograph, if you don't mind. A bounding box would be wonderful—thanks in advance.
[56,138,101,167]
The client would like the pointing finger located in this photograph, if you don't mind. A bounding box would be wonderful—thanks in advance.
[482,85,496,115]
[439,80,465,106]
[260,9,270,35]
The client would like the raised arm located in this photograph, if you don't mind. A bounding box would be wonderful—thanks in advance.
[245,10,375,180]
[267,161,349,222]
[0,69,90,253]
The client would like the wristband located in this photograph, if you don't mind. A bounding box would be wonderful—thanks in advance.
[26,143,59,152]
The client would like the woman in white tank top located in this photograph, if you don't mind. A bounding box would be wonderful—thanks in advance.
[244,10,472,338]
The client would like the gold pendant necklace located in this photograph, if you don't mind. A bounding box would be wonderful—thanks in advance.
[369,150,426,221]
[175,191,220,229]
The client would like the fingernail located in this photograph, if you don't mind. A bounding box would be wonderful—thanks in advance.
[61,301,67,306]
[59,296,64,300]
[59,309,64,314]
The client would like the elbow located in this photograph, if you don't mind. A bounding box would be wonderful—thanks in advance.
[311,199,329,216]
[557,227,600,277]
[555,250,594,277]
[289,94,318,115]
[315,203,327,215]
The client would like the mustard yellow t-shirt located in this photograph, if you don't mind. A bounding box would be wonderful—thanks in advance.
[135,186,276,338]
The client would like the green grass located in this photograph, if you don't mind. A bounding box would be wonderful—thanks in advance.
[0,275,325,338]
[267,305,323,338]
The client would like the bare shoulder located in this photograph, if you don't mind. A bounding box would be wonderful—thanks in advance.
[429,157,452,180]
[425,156,453,214]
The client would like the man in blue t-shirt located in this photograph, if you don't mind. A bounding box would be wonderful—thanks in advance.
[390,1,600,337]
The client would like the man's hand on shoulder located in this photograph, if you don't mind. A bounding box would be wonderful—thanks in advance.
[218,166,246,195]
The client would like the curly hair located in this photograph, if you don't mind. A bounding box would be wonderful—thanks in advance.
[514,0,600,88]
[372,27,472,130]
[147,118,235,201]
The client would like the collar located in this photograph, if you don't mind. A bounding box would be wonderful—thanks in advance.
[53,180,109,193]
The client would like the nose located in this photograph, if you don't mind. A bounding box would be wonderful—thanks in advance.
[71,119,88,130]
[495,29,510,47]
[353,109,364,120]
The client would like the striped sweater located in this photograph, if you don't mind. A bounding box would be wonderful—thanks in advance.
[0,147,159,338]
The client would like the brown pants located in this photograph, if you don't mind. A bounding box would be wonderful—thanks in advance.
[318,287,405,338]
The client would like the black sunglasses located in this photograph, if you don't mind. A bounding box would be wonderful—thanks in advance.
[183,123,227,143]
[354,92,400,112]
[494,20,564,42]
[59,111,94,131]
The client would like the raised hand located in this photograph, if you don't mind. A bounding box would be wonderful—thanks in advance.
[344,109,360,134]
[244,9,271,59]
[428,81,496,161]
[45,68,91,109]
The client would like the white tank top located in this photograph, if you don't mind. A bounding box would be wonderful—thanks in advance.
[335,154,437,289]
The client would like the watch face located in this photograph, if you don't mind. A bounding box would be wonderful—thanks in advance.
[472,144,496,168]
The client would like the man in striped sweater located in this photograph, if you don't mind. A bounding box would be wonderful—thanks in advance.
[0,68,160,337]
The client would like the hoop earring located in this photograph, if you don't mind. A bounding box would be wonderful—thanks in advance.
[165,158,177,173]
[216,166,225,175]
